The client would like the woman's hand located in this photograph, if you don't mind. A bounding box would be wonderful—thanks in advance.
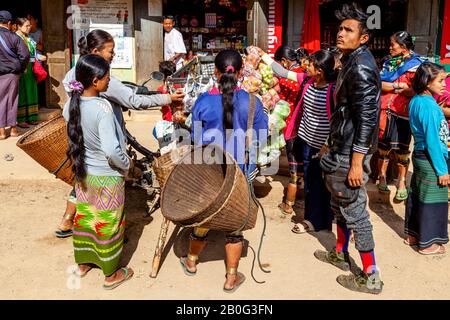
[39,55,47,62]
[438,174,449,187]
[254,46,265,57]
[398,82,409,90]
[170,91,185,102]
[318,144,328,159]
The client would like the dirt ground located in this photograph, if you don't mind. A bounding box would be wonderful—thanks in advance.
[1,117,450,300]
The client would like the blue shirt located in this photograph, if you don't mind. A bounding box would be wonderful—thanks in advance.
[409,94,449,176]
[191,89,268,177]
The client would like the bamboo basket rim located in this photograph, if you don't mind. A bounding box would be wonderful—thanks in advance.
[161,145,233,221]
[16,115,66,147]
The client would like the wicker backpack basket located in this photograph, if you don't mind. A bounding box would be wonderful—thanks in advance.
[160,146,258,232]
[16,115,74,186]
[152,145,192,188]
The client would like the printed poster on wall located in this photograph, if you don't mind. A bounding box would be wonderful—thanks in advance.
[70,0,134,68]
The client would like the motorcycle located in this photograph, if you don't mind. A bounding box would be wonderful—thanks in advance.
[120,71,166,217]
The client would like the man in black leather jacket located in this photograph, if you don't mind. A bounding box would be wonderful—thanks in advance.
[315,3,383,294]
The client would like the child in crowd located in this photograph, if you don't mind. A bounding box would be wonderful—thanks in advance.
[405,62,449,255]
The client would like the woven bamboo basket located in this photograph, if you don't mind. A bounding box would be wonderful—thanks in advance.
[161,146,258,232]
[152,145,192,188]
[16,115,74,186]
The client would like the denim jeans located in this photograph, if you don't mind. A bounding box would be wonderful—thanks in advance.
[320,152,375,252]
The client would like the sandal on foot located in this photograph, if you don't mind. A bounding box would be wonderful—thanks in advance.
[278,202,294,215]
[103,267,134,290]
[292,220,315,234]
[179,257,197,276]
[17,123,29,128]
[395,188,408,201]
[223,272,246,293]
[403,236,418,246]
[55,228,73,238]
[78,264,93,278]
[377,182,390,194]
[0,135,6,140]
[419,245,446,255]
[55,212,75,238]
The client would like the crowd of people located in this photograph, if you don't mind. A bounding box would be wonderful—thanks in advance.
[0,10,46,139]
[1,3,450,296]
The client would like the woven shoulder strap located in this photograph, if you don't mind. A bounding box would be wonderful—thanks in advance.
[245,94,256,165]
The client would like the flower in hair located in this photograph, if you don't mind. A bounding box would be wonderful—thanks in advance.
[68,80,84,94]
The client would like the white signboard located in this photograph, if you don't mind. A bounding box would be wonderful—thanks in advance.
[70,0,134,69]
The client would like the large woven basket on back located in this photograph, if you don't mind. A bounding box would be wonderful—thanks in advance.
[16,115,74,186]
[161,145,258,232]
[152,145,192,188]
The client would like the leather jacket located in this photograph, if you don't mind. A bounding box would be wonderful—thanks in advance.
[328,45,381,156]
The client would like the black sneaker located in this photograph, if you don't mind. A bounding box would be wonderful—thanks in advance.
[337,271,384,295]
[314,249,351,271]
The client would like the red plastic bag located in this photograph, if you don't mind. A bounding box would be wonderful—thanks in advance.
[33,60,48,83]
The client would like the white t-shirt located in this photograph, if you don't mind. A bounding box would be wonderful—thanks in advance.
[164,28,187,70]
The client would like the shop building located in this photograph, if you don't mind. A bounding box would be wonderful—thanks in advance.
[2,0,448,109]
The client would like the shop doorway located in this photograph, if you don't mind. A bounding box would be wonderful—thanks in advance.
[3,1,47,107]
[162,0,249,56]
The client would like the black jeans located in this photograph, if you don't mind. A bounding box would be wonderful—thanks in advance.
[320,152,375,252]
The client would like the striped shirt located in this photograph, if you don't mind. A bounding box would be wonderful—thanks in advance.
[298,83,333,150]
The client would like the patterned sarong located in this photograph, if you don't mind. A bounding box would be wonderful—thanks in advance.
[405,151,449,248]
[73,175,125,276]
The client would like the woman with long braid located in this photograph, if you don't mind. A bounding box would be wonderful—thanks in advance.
[64,54,133,290]
[180,49,268,293]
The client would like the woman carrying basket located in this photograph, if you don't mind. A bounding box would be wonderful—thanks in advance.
[180,49,268,293]
[55,29,186,238]
[64,54,134,289]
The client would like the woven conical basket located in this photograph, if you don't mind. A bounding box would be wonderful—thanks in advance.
[161,145,258,232]
[16,115,74,186]
[152,145,192,188]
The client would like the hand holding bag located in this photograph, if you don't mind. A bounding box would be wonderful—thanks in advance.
[33,59,48,83]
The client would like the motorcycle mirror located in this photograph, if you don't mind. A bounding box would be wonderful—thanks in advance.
[150,71,165,81]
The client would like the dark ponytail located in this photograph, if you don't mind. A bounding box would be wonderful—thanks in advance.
[393,31,415,51]
[78,29,114,56]
[66,54,110,182]
[309,49,338,83]
[215,49,243,130]
[274,45,308,65]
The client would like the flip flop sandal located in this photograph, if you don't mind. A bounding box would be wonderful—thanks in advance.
[395,189,408,201]
[223,272,246,293]
[278,203,294,215]
[419,245,446,255]
[10,132,19,137]
[291,220,315,234]
[78,265,93,278]
[403,238,418,246]
[377,183,390,194]
[0,135,7,140]
[179,257,197,276]
[54,228,73,238]
[103,267,134,290]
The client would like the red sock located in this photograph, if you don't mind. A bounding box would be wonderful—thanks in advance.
[359,250,377,274]
[336,223,350,253]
